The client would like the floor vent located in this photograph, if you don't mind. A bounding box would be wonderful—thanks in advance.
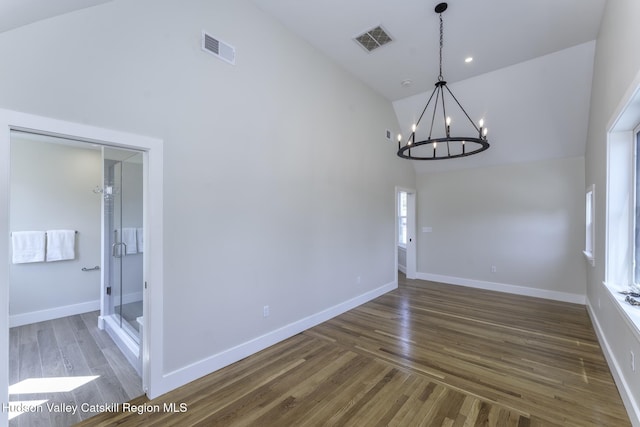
[202,31,235,65]
[354,25,393,52]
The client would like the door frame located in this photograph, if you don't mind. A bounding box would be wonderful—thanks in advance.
[0,109,164,425]
[395,186,417,280]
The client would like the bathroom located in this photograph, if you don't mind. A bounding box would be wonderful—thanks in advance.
[8,131,144,423]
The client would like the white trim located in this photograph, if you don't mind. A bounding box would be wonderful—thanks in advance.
[156,280,397,396]
[0,109,164,422]
[406,191,417,279]
[602,281,640,344]
[143,133,164,398]
[583,250,596,267]
[9,300,100,327]
[600,67,640,427]
[416,272,586,304]
[607,67,640,133]
[586,298,640,427]
[104,314,141,376]
[584,184,595,266]
[0,115,10,425]
[395,186,416,279]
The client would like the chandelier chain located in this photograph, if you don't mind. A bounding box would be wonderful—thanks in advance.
[438,13,444,81]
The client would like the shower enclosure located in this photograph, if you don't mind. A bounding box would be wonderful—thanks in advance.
[99,147,144,374]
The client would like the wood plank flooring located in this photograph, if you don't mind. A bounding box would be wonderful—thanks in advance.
[9,311,143,426]
[78,275,630,426]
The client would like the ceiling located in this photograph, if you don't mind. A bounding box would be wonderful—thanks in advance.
[250,0,607,101]
[0,0,606,102]
[0,0,111,34]
[0,0,607,174]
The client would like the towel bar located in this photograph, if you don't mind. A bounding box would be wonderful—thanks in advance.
[10,230,78,236]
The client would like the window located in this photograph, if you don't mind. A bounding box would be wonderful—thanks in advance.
[584,184,595,266]
[398,191,407,247]
[603,79,640,337]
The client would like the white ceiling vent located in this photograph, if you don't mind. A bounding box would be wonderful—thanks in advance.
[202,31,236,65]
[354,25,393,52]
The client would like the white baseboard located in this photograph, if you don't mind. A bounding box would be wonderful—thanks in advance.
[10,299,100,327]
[158,280,397,395]
[416,272,586,304]
[398,264,407,274]
[586,298,640,427]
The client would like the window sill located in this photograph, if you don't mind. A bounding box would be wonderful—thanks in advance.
[583,250,595,267]
[603,281,640,343]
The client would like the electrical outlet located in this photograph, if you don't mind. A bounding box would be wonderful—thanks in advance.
[491,265,497,273]
[631,351,636,372]
[263,305,270,318]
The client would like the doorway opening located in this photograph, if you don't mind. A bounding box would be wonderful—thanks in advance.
[8,132,144,424]
[396,187,416,280]
[0,109,165,427]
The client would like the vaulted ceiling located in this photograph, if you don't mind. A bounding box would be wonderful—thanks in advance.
[0,1,606,98]
[0,0,112,34]
[250,0,606,101]
[2,0,608,172]
[251,0,607,172]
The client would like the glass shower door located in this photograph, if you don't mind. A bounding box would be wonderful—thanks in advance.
[105,148,144,343]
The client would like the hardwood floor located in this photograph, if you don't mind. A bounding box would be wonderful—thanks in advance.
[9,311,143,426]
[78,275,630,426]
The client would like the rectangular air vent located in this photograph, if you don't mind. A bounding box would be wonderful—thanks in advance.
[354,25,393,52]
[202,31,235,65]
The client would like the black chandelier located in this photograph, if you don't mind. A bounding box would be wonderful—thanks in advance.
[397,2,489,160]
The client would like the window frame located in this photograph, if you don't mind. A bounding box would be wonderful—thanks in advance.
[584,184,595,267]
[634,126,640,285]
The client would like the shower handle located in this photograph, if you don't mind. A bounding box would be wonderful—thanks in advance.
[112,242,127,258]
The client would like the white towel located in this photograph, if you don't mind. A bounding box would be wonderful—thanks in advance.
[122,228,138,255]
[12,231,46,264]
[46,230,76,262]
[136,227,143,253]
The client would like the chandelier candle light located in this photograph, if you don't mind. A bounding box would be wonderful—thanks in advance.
[397,2,489,160]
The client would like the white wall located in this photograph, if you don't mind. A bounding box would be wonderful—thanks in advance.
[0,0,414,386]
[585,0,640,423]
[9,136,102,324]
[416,156,586,301]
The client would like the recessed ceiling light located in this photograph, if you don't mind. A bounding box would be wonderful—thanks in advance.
[401,79,413,87]
[464,57,473,63]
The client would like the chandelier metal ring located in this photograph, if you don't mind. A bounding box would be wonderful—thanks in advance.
[397,137,489,160]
